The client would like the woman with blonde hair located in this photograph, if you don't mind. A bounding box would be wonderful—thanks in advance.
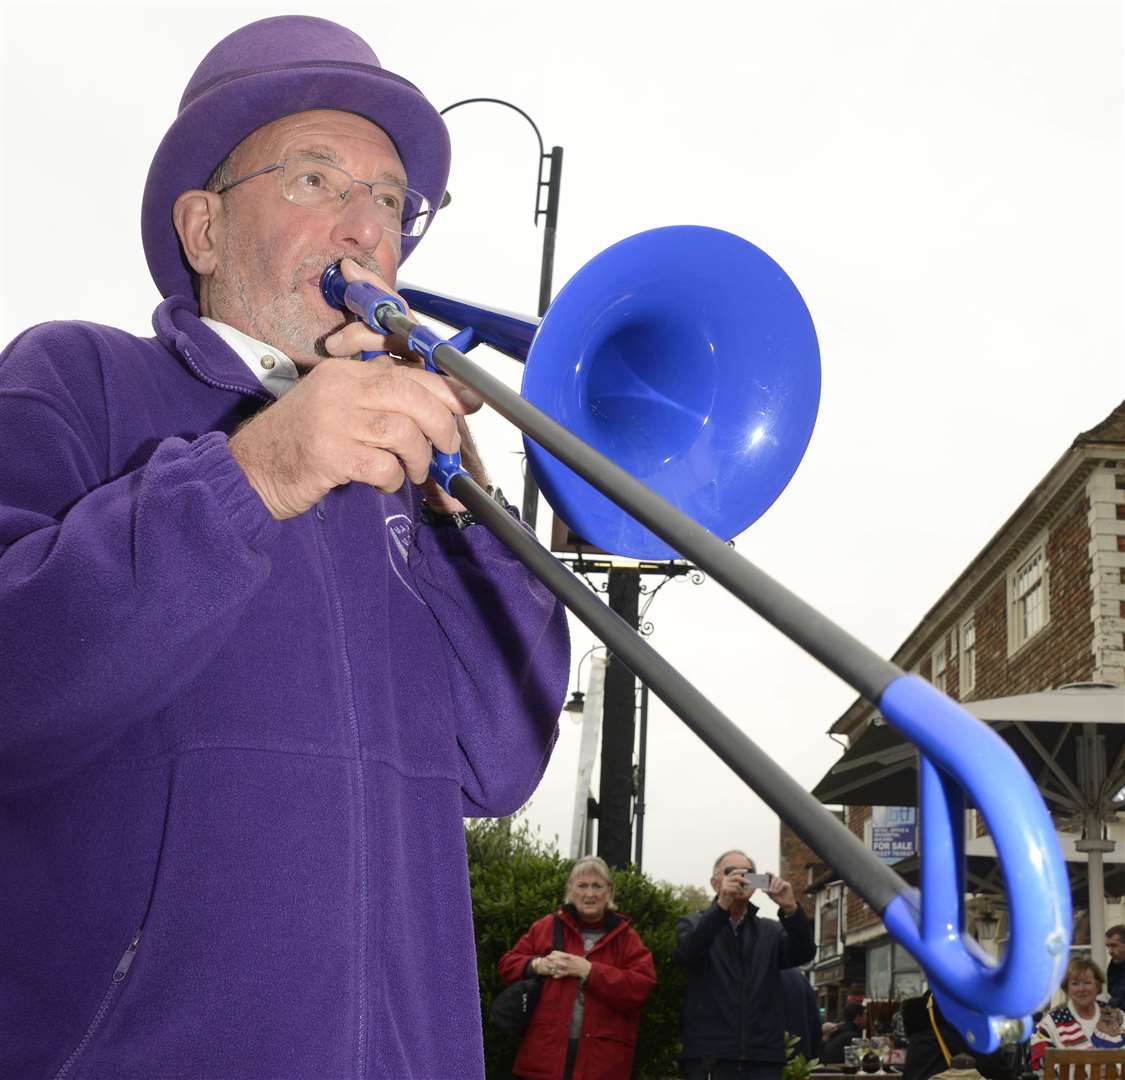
[1030,956,1125,1070]
[498,856,656,1079]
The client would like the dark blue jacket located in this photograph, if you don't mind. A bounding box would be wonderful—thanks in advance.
[781,967,822,1060]
[674,900,816,1062]
[1109,960,1125,1009]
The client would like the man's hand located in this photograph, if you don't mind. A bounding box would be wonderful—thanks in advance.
[320,257,488,514]
[766,875,799,916]
[229,355,479,520]
[717,870,750,912]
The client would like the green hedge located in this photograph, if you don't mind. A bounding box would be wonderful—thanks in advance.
[467,816,689,1078]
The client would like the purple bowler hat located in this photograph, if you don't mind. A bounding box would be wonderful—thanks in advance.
[141,15,451,303]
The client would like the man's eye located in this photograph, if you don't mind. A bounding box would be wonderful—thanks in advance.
[297,172,326,188]
[375,191,403,212]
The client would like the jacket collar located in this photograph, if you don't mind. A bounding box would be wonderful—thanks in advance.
[710,896,760,922]
[560,903,625,936]
[152,295,274,403]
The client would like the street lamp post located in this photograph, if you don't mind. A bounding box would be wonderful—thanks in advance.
[437,100,687,877]
[438,98,563,530]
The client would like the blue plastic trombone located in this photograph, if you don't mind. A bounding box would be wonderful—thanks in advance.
[322,226,1070,1050]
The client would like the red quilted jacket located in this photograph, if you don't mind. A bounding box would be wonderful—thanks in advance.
[498,905,656,1080]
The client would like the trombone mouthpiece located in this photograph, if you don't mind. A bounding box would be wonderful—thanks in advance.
[320,262,347,310]
[318,263,407,333]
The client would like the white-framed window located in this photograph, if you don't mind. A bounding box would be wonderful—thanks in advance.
[967,807,985,840]
[932,643,947,693]
[959,616,976,696]
[818,885,841,959]
[1007,532,1050,655]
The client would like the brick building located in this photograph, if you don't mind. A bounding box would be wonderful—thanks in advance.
[790,401,1125,1016]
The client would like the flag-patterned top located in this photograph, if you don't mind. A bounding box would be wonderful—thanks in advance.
[1030,1001,1125,1070]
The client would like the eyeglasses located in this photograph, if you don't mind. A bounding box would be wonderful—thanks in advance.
[573,882,608,893]
[218,156,434,238]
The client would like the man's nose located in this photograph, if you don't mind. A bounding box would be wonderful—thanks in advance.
[330,196,398,256]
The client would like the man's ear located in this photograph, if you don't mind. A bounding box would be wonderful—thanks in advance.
[173,189,225,276]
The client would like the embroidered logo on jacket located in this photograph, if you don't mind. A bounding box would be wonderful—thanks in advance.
[386,513,421,602]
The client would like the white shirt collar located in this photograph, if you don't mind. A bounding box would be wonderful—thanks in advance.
[201,318,300,399]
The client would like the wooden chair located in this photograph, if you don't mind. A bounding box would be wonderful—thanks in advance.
[1043,1048,1125,1080]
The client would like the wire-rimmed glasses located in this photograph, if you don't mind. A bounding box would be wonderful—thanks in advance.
[218,156,433,238]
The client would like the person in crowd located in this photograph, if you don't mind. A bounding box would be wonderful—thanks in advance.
[1106,925,1125,1008]
[674,849,816,1080]
[781,967,822,1061]
[821,1002,868,1064]
[498,856,656,1080]
[1030,957,1125,1070]
[0,15,570,1080]
[899,992,1018,1080]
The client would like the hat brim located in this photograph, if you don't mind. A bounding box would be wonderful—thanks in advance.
[142,63,450,303]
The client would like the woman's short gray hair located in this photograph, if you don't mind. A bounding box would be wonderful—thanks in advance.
[565,856,615,908]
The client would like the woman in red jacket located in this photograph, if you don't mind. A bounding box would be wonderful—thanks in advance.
[498,856,657,1080]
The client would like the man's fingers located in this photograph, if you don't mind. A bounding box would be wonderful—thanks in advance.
[326,260,484,414]
[389,356,484,414]
[397,366,482,416]
[351,410,435,486]
[338,256,404,303]
[347,447,406,494]
[324,320,395,357]
[324,260,412,356]
[354,371,466,451]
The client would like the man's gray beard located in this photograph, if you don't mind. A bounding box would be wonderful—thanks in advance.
[209,241,390,361]
[234,278,341,359]
[257,255,391,359]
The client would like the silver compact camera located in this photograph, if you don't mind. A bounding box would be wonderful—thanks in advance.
[725,867,771,890]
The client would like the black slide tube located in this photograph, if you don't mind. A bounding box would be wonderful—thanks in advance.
[452,475,906,913]
[378,305,903,705]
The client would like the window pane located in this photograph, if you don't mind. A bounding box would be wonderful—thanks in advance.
[961,618,976,692]
[1023,581,1042,637]
[893,942,921,971]
[868,943,892,999]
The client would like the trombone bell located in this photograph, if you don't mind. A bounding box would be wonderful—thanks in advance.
[405,226,822,560]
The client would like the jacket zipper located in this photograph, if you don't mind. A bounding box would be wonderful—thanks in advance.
[53,927,144,1080]
[316,506,369,1077]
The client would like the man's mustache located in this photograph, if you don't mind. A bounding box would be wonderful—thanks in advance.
[295,253,388,287]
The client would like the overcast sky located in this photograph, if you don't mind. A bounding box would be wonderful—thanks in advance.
[2,2,1121,901]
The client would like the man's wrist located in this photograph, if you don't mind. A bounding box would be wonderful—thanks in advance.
[420,485,508,529]
[420,500,477,529]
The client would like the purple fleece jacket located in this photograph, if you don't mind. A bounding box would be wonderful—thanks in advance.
[0,296,570,1080]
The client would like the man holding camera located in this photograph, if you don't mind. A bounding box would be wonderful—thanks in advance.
[674,850,816,1080]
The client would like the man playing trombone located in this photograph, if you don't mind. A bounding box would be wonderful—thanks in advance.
[0,15,569,1080]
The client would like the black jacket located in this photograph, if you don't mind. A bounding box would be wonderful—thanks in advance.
[1109,960,1125,1009]
[821,1021,864,1064]
[781,968,821,1060]
[674,900,816,1063]
[900,993,1019,1080]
